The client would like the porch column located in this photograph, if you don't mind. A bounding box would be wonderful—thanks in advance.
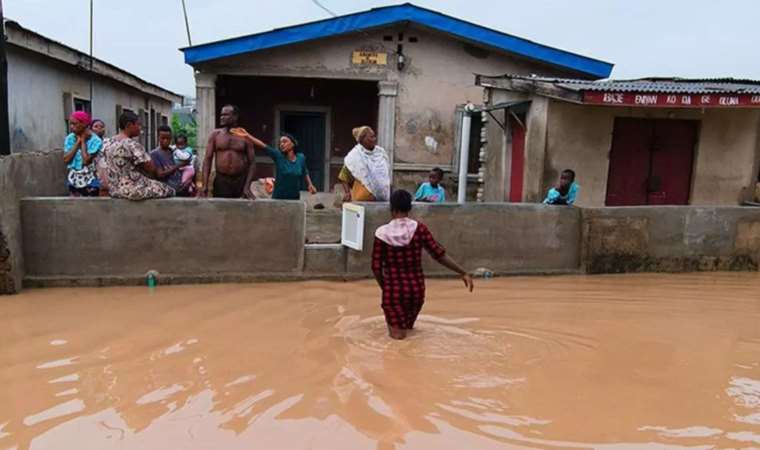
[523,96,549,203]
[195,72,217,163]
[377,81,398,183]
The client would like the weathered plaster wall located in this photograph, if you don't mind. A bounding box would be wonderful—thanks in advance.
[7,47,175,153]
[543,101,614,207]
[691,109,760,205]
[9,196,760,291]
[200,25,582,171]
[346,203,582,276]
[538,101,760,207]
[21,199,306,283]
[583,207,760,273]
[0,152,66,294]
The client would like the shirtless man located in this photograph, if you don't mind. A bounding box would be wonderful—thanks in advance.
[201,105,256,199]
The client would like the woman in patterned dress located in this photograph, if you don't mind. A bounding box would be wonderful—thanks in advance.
[371,190,474,340]
[103,111,174,200]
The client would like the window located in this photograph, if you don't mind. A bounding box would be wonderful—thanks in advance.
[63,93,91,133]
[150,109,157,149]
[73,98,91,114]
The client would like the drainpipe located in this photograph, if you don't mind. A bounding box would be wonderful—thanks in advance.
[457,103,474,204]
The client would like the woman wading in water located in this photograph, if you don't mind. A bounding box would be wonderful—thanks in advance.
[372,190,474,340]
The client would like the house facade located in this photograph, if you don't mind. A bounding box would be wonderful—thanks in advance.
[182,3,612,193]
[5,20,182,153]
[477,75,760,206]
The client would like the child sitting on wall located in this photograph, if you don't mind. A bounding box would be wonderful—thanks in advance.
[414,167,446,203]
[543,169,579,206]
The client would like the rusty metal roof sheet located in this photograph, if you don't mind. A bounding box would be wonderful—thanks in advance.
[500,75,760,95]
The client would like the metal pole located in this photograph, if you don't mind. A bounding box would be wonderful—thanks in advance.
[89,0,93,108]
[181,0,192,46]
[0,0,9,155]
[457,105,473,204]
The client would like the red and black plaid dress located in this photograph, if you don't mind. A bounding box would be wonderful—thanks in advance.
[372,222,446,329]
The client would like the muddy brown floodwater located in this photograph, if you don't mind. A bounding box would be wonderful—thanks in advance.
[1,273,760,450]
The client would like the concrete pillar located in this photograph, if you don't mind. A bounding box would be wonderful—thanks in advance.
[483,108,507,202]
[377,81,398,182]
[195,72,217,163]
[523,96,550,203]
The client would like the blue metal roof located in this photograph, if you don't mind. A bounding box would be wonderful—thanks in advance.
[181,3,613,78]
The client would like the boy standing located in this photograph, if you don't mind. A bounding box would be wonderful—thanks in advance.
[414,167,446,203]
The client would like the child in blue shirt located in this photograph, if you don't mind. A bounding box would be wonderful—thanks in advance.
[415,167,446,203]
[543,169,579,206]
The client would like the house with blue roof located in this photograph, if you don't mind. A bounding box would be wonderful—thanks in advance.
[182,3,612,193]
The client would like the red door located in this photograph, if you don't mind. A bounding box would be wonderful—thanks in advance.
[647,120,697,205]
[509,115,526,203]
[605,118,652,206]
[606,118,697,206]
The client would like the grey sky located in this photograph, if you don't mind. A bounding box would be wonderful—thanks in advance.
[6,0,759,97]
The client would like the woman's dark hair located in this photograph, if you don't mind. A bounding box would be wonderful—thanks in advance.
[562,169,576,181]
[390,189,413,213]
[91,119,105,127]
[118,111,139,130]
[281,132,299,148]
[176,133,188,142]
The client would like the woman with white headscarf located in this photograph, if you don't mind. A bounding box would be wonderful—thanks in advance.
[338,126,391,202]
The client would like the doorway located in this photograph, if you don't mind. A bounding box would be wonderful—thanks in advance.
[277,109,329,191]
[606,118,698,206]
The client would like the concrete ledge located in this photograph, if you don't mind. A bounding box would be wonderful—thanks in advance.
[304,244,346,275]
[305,211,342,244]
[21,198,306,278]
[582,206,760,273]
[346,202,582,276]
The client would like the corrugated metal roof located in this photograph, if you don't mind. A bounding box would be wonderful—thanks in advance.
[181,3,613,78]
[502,75,760,95]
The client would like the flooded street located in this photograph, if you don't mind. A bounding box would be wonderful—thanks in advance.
[1,273,760,449]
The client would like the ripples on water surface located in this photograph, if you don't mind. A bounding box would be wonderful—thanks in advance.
[1,273,760,449]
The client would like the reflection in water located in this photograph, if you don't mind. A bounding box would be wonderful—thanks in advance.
[1,273,760,449]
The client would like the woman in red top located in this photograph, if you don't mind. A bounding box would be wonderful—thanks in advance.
[371,190,474,340]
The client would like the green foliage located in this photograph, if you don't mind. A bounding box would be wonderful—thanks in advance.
[171,113,198,148]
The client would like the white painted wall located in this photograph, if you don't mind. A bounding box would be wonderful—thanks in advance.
[7,46,175,153]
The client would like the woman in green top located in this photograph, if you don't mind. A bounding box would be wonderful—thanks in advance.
[231,129,317,199]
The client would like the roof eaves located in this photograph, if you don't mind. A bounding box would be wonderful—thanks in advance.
[182,3,613,79]
[5,20,183,103]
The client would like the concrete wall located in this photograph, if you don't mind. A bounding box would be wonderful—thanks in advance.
[582,207,760,273]
[691,109,760,205]
[346,203,582,276]
[7,46,175,153]
[536,101,760,207]
[21,199,305,283]
[0,152,67,294]
[6,194,760,291]
[199,24,582,171]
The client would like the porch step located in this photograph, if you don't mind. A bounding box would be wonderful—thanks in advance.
[306,210,341,244]
[303,244,346,275]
